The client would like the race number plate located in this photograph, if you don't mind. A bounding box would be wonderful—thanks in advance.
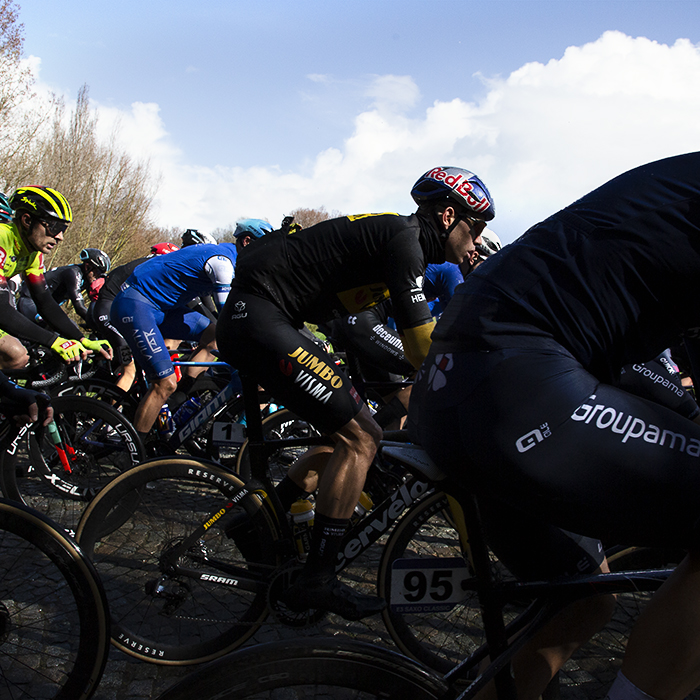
[211,421,246,446]
[390,557,470,612]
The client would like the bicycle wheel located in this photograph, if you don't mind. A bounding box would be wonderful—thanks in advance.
[559,546,694,697]
[378,490,513,674]
[76,457,282,665]
[155,637,448,700]
[0,499,110,699]
[3,395,145,537]
[52,378,140,421]
[235,408,324,485]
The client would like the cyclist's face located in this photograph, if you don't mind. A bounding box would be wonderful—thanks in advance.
[24,215,65,254]
[444,218,483,265]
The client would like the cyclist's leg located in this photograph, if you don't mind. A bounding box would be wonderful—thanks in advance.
[411,347,700,698]
[217,291,384,619]
[0,332,28,370]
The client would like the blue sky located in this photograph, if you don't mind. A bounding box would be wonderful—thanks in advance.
[16,0,700,242]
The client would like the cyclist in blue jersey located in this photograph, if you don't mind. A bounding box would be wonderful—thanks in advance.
[410,152,700,699]
[111,242,239,441]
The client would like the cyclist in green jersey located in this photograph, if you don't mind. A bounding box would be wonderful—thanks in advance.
[0,186,112,370]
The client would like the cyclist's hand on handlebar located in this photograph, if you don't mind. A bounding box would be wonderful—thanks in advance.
[51,336,88,363]
[0,385,53,426]
[80,337,113,361]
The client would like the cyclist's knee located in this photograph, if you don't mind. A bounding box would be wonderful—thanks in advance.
[151,373,178,398]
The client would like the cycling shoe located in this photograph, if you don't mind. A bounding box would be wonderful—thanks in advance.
[279,573,386,621]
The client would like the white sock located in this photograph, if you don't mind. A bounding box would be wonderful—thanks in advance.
[605,671,659,700]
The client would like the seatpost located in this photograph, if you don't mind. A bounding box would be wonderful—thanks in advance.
[239,372,267,483]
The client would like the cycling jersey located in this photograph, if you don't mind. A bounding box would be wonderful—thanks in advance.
[86,258,148,356]
[0,222,82,346]
[111,245,236,379]
[218,212,446,433]
[410,151,700,556]
[124,243,237,311]
[424,262,463,317]
[18,263,88,320]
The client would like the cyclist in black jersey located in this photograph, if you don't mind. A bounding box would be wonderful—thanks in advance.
[217,166,494,620]
[17,247,110,323]
[410,152,700,700]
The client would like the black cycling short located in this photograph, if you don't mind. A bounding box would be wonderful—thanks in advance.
[409,346,700,576]
[217,291,364,434]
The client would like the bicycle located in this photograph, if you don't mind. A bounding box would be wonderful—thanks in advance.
[151,439,686,699]
[0,395,145,536]
[0,496,110,699]
[73,376,434,665]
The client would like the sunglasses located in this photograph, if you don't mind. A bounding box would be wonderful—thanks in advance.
[38,218,69,237]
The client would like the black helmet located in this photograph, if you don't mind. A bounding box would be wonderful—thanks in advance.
[411,167,495,221]
[80,248,111,274]
[10,186,73,225]
[181,228,216,246]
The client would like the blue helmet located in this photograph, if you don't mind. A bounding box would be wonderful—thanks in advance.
[233,219,274,240]
[411,167,495,221]
[0,193,13,223]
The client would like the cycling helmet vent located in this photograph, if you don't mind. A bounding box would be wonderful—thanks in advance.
[80,247,111,274]
[0,193,13,223]
[182,229,216,246]
[233,219,274,240]
[10,186,73,223]
[151,242,180,255]
[411,167,495,221]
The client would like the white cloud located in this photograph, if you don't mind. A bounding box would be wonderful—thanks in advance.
[25,31,700,241]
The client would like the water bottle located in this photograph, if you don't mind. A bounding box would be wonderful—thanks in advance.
[351,491,374,525]
[157,405,175,439]
[173,396,203,427]
[290,499,315,557]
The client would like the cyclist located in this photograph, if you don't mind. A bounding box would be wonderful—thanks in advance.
[0,186,112,370]
[110,241,239,442]
[409,152,700,700]
[217,166,493,620]
[86,242,180,393]
[232,218,274,251]
[17,247,110,323]
[181,228,216,247]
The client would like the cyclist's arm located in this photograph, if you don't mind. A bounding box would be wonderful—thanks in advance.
[204,255,235,312]
[0,273,63,346]
[25,272,84,340]
[65,266,89,319]
[384,231,437,369]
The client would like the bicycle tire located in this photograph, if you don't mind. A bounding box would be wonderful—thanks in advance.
[0,498,110,699]
[52,378,140,421]
[235,408,324,485]
[378,490,510,674]
[76,457,282,665]
[155,637,448,700]
[559,546,694,697]
[3,395,145,537]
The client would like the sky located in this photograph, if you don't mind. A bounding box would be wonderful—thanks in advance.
[15,0,700,243]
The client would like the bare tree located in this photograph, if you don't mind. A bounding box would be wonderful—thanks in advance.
[286,206,342,229]
[0,1,52,190]
[32,86,159,267]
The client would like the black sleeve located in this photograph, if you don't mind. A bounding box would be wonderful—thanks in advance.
[0,279,60,346]
[27,276,83,340]
[64,266,88,319]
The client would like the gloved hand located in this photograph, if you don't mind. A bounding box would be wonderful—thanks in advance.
[0,383,53,426]
[80,337,113,360]
[51,336,86,362]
